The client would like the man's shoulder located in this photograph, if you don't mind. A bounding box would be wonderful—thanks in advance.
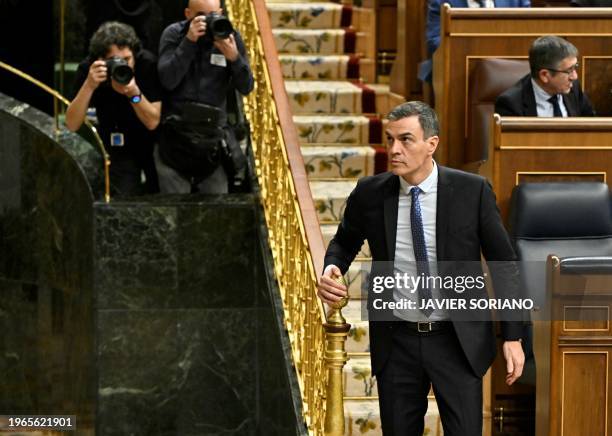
[438,165,487,188]
[495,74,530,115]
[355,172,396,192]
[498,74,529,100]
[161,21,186,38]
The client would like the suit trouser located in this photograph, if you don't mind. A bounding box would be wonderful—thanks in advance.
[376,322,483,436]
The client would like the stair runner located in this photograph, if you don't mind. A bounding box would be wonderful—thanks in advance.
[266,2,442,434]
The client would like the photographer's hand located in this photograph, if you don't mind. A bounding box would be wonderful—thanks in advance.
[85,60,107,90]
[65,60,106,132]
[111,77,140,98]
[214,34,239,62]
[187,15,206,42]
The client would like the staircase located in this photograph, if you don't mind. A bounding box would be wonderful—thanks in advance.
[265,1,444,434]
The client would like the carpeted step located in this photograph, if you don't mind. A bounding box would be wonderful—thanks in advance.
[279,54,375,82]
[346,261,369,300]
[344,400,383,435]
[293,115,379,144]
[344,356,378,398]
[344,398,442,435]
[302,145,375,179]
[273,28,368,55]
[268,2,351,29]
[310,179,356,223]
[286,80,376,114]
[344,299,370,353]
[280,54,354,80]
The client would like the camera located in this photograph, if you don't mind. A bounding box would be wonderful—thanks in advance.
[201,12,234,40]
[105,57,133,85]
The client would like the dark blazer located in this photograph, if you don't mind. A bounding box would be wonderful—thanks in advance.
[324,166,522,377]
[495,74,595,116]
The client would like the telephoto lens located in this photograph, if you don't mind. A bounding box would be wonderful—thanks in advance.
[206,12,234,39]
[105,57,133,85]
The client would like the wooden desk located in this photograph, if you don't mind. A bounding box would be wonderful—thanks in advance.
[480,116,612,222]
[432,6,612,167]
[534,255,612,436]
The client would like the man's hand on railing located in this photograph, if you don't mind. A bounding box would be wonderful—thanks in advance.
[317,265,348,305]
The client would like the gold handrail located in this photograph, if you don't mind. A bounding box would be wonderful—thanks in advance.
[225,0,350,434]
[0,60,111,203]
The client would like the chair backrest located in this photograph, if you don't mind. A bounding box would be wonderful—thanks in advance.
[509,182,612,261]
[466,58,530,163]
[508,182,612,307]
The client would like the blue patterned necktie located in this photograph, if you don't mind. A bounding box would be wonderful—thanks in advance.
[410,187,434,317]
[548,95,563,117]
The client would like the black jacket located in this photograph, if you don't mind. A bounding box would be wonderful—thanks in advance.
[495,74,595,117]
[324,166,522,377]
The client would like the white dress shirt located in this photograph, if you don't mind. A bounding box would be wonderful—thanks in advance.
[467,0,495,7]
[393,162,448,321]
[531,78,569,117]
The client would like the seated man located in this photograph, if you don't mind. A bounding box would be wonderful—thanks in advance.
[66,21,162,196]
[495,35,595,117]
[420,0,530,82]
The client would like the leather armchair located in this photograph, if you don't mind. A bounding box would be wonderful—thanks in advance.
[466,58,529,163]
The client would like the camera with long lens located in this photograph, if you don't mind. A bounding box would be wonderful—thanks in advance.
[201,12,234,40]
[105,56,133,85]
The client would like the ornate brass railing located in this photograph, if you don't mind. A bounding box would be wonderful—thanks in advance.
[225,0,350,434]
[0,61,111,202]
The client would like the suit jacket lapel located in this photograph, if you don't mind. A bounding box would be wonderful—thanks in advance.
[383,175,399,261]
[562,92,578,116]
[522,76,538,116]
[436,166,454,261]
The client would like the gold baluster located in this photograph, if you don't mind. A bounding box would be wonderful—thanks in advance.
[324,275,351,436]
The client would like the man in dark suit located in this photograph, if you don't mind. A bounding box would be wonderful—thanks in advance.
[495,35,595,116]
[317,101,525,435]
[420,0,530,82]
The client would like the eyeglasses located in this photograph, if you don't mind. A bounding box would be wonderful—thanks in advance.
[546,63,580,75]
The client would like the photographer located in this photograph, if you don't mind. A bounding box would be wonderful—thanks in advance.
[66,21,162,196]
[156,0,254,194]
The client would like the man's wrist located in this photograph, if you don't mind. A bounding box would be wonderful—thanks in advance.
[129,94,142,104]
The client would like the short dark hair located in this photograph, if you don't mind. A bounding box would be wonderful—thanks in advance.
[88,21,140,60]
[386,101,439,138]
[529,35,578,78]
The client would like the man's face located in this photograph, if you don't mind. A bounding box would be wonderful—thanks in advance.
[185,0,221,20]
[104,45,134,68]
[386,115,438,184]
[538,56,579,95]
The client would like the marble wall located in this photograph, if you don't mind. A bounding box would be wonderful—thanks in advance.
[0,93,103,432]
[94,195,299,435]
[0,93,301,435]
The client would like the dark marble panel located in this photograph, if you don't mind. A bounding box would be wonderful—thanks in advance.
[176,205,257,309]
[0,92,98,429]
[94,205,179,310]
[0,280,39,413]
[0,93,104,198]
[97,310,180,435]
[97,309,258,436]
[20,127,95,292]
[175,309,257,435]
[0,279,95,427]
[256,308,301,436]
